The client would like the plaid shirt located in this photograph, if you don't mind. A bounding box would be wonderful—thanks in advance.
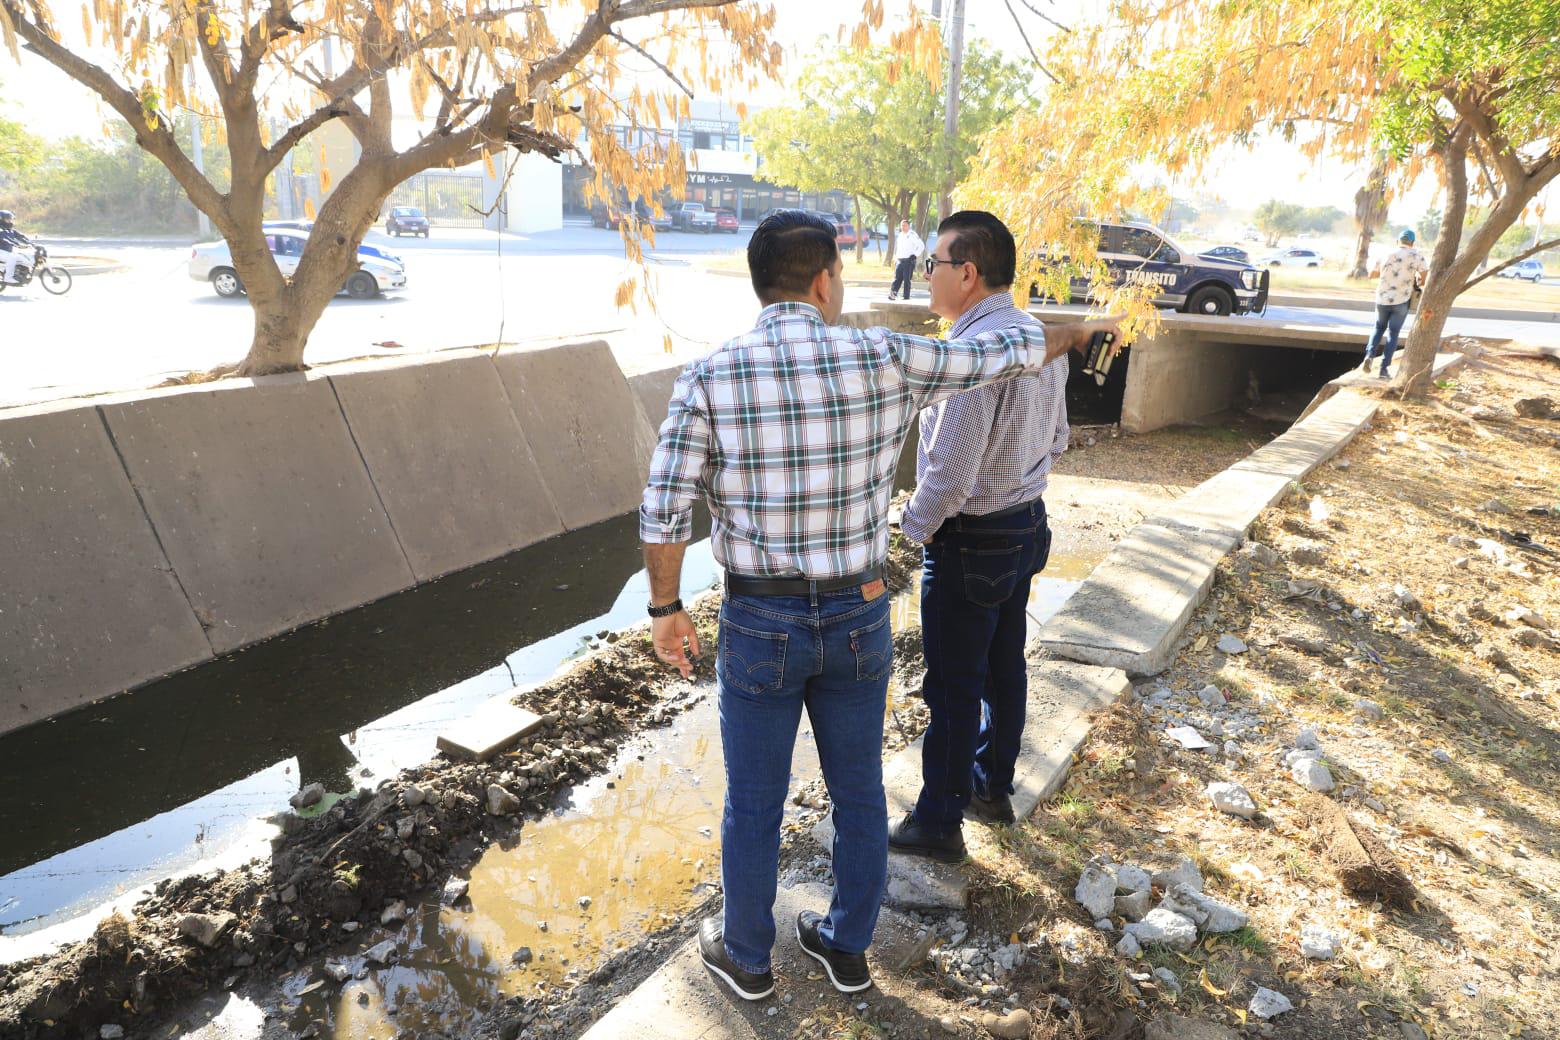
[900,293,1069,543]
[640,302,1049,579]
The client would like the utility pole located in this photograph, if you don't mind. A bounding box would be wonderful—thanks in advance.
[939,0,966,222]
[187,67,211,237]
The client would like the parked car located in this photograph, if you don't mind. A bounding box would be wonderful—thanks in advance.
[385,206,430,238]
[1495,258,1545,283]
[1200,245,1251,264]
[672,202,717,232]
[1034,220,1268,316]
[713,209,740,233]
[189,229,406,299]
[591,199,674,231]
[834,222,862,246]
[1258,247,1324,267]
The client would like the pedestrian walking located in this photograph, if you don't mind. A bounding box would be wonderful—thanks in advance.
[889,219,925,300]
[888,211,1069,862]
[639,210,1118,1002]
[1363,229,1428,379]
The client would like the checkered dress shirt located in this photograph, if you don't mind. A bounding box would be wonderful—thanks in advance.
[899,293,1070,543]
[639,302,1049,579]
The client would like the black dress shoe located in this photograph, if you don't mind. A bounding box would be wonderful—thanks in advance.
[967,788,1016,824]
[888,811,967,863]
[698,917,774,1000]
[796,910,873,993]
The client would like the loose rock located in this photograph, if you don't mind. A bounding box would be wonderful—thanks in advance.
[1206,781,1258,820]
[512,947,534,965]
[1290,757,1335,792]
[441,876,470,906]
[1114,863,1152,894]
[1354,699,1384,721]
[177,912,235,949]
[1115,889,1152,921]
[1515,396,1554,419]
[1300,924,1338,960]
[1294,726,1321,750]
[1248,987,1294,1019]
[364,940,399,966]
[1151,856,1204,893]
[1152,967,1182,996]
[380,900,407,925]
[486,784,522,816]
[1125,909,1199,951]
[1115,931,1143,957]
[1075,863,1118,919]
[99,1027,125,1040]
[1215,634,1248,654]
[1197,684,1226,708]
[980,1008,1032,1039]
[290,783,326,810]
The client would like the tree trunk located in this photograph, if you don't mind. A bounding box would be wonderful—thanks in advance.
[1397,136,1470,398]
[1349,154,1389,280]
[913,191,931,242]
[853,194,865,264]
[239,293,315,375]
[1348,225,1375,280]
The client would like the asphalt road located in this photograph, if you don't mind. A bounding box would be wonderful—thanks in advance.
[2,224,1555,410]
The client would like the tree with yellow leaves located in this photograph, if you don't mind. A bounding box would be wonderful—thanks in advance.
[0,0,935,374]
[962,0,1560,397]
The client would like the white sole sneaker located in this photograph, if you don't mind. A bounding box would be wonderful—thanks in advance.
[796,918,874,994]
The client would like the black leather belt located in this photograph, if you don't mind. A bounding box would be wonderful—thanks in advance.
[725,566,884,597]
[958,496,1043,523]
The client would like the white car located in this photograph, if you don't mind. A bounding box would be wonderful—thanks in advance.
[188,229,407,299]
[1495,259,1545,282]
[1258,247,1324,268]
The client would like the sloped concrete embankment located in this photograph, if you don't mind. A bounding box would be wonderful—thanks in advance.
[0,341,657,735]
[576,352,1470,1040]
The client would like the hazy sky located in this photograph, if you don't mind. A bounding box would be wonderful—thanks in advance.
[0,0,1506,225]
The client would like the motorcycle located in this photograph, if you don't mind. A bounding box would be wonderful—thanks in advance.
[0,244,73,295]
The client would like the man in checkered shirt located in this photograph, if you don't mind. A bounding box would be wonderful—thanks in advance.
[887,210,1070,864]
[639,210,1119,1002]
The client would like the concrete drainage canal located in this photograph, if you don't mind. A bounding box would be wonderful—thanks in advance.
[0,505,1099,1039]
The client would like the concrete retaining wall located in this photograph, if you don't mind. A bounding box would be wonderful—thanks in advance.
[0,341,660,736]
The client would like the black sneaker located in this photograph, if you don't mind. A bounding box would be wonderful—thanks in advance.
[888,811,966,863]
[796,910,873,993]
[966,788,1016,825]
[697,918,774,1000]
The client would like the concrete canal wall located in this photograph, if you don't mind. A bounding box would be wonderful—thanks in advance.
[0,341,662,736]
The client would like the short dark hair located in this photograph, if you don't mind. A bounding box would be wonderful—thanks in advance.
[937,210,1016,290]
[747,209,840,304]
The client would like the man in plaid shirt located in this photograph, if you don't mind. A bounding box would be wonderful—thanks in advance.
[640,210,1118,1002]
[890,211,1069,864]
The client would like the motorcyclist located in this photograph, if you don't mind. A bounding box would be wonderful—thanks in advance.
[0,210,35,285]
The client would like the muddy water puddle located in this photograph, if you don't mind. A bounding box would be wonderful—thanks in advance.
[282,556,1098,1039]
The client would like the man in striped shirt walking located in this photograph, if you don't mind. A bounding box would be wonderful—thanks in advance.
[890,211,1070,863]
[639,210,1118,1002]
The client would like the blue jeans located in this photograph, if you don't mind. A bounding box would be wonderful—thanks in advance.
[717,587,891,973]
[1365,301,1410,370]
[915,500,1051,832]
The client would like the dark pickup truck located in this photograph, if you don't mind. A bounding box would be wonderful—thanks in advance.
[1043,220,1268,316]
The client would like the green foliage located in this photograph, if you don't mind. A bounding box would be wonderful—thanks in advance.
[1416,207,1442,245]
[747,43,1032,231]
[8,120,232,235]
[1252,199,1302,243]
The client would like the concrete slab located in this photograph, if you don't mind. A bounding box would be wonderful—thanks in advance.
[0,405,211,735]
[1229,392,1380,481]
[98,374,416,655]
[327,351,565,581]
[436,693,544,761]
[629,363,687,431]
[812,661,1130,909]
[1148,468,1297,539]
[1035,522,1240,677]
[582,882,930,1040]
[493,341,658,530]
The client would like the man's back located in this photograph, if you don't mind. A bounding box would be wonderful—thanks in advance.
[900,294,1068,542]
[1376,245,1427,305]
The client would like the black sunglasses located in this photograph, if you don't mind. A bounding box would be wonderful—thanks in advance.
[924,255,969,277]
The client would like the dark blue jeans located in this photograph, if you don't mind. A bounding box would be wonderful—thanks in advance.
[1365,301,1410,370]
[891,257,916,298]
[914,500,1051,833]
[717,587,891,973]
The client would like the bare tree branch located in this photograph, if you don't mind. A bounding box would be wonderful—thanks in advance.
[1001,0,1059,83]
[1462,236,1560,292]
[1013,0,1071,33]
[610,29,694,97]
